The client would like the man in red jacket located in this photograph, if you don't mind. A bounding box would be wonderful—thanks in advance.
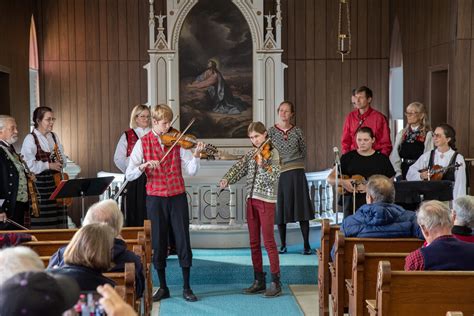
[341,86,392,156]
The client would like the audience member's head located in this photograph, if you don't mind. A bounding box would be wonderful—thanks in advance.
[83,199,124,237]
[0,271,79,316]
[365,175,395,204]
[64,223,115,272]
[417,200,453,243]
[453,195,474,227]
[0,246,44,285]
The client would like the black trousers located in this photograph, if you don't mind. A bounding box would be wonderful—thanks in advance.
[146,193,192,269]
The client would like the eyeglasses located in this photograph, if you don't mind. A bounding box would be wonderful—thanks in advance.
[137,114,150,119]
[43,118,57,122]
[433,133,445,138]
[404,112,420,116]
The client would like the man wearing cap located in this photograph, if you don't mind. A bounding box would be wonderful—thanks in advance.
[0,115,29,229]
[0,271,80,316]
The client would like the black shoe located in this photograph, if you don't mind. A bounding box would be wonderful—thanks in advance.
[183,288,198,302]
[263,273,282,298]
[279,246,287,254]
[302,248,313,255]
[243,271,266,294]
[153,287,170,302]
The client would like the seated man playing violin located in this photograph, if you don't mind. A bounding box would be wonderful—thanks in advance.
[406,123,466,200]
[327,127,395,218]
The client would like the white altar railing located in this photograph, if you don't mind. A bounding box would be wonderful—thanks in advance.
[98,166,334,226]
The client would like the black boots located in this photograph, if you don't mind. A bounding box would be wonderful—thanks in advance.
[263,273,282,297]
[243,271,266,294]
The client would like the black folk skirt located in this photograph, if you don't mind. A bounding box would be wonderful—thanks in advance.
[31,170,67,229]
[122,173,147,227]
[275,168,315,225]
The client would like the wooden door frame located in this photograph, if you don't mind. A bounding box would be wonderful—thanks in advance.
[428,64,450,127]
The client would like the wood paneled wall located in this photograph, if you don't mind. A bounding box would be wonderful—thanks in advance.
[280,0,390,171]
[36,0,166,179]
[0,0,35,138]
[391,0,474,192]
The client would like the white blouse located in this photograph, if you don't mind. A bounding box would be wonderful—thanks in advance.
[126,129,200,182]
[20,129,67,175]
[113,127,151,173]
[406,148,466,200]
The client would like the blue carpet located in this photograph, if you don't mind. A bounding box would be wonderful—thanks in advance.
[153,243,319,286]
[158,283,304,316]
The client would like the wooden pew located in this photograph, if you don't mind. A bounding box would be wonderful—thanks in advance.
[446,313,464,316]
[366,261,474,316]
[2,220,151,243]
[346,244,408,316]
[317,219,340,316]
[24,238,144,256]
[104,262,136,309]
[330,232,424,316]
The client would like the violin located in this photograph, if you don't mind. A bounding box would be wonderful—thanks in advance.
[51,144,72,207]
[253,139,273,172]
[337,174,367,194]
[160,127,218,159]
[17,154,40,218]
[418,162,462,181]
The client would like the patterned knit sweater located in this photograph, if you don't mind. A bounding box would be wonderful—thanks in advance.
[222,147,281,203]
[268,125,306,172]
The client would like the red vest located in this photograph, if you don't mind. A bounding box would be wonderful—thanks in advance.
[125,129,139,157]
[141,132,185,197]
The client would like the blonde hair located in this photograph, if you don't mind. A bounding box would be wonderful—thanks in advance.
[63,223,114,272]
[83,199,123,237]
[129,104,151,129]
[403,102,430,135]
[151,104,173,122]
[247,121,267,135]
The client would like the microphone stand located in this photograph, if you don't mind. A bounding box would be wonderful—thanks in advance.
[334,154,343,225]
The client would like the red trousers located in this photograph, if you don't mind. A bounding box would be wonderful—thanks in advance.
[247,198,280,274]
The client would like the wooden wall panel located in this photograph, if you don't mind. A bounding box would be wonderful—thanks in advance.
[280,0,390,170]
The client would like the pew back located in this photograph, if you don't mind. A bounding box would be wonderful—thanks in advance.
[331,232,423,316]
[367,261,474,316]
[347,244,408,316]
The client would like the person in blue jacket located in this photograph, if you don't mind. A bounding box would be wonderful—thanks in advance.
[341,175,423,239]
[341,175,423,238]
[332,175,423,260]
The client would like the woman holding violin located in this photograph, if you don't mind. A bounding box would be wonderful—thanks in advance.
[126,104,204,302]
[390,102,433,180]
[21,106,68,228]
[114,104,151,226]
[268,101,314,255]
[407,123,466,199]
[220,122,282,297]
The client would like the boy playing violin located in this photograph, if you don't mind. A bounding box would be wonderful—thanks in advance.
[126,104,204,302]
[219,122,282,297]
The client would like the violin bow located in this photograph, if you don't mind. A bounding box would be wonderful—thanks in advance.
[218,137,271,194]
[6,219,29,230]
[158,117,196,165]
[113,116,191,201]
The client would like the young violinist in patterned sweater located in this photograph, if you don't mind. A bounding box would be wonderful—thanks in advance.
[126,104,204,303]
[219,122,282,297]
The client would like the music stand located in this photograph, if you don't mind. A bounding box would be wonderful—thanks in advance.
[50,176,115,221]
[394,180,454,211]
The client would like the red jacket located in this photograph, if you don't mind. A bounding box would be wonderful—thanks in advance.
[341,106,392,156]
